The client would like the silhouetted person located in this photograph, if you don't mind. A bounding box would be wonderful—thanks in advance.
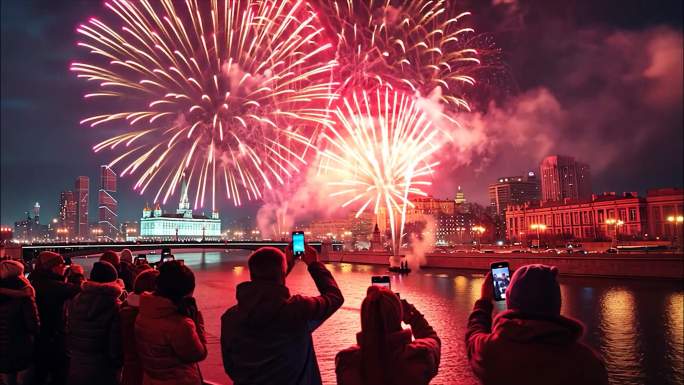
[135,261,206,385]
[0,260,40,385]
[65,261,123,385]
[221,245,344,385]
[29,251,81,385]
[100,250,135,293]
[335,286,440,385]
[120,268,158,385]
[466,264,608,385]
[64,265,85,287]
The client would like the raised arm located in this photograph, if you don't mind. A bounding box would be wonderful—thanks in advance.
[402,299,440,377]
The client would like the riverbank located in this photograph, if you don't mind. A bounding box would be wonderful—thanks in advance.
[323,251,684,279]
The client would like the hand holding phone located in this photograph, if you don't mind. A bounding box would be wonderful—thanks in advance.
[490,262,511,301]
[292,231,305,258]
[371,275,391,289]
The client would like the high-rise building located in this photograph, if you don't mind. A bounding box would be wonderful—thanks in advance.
[33,202,40,224]
[540,155,592,202]
[455,186,466,205]
[488,171,541,215]
[59,191,77,237]
[75,176,89,239]
[98,165,119,241]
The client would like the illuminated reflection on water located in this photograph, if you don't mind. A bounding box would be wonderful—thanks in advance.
[75,251,684,385]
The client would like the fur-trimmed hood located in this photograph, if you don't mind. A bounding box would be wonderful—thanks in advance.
[82,280,123,297]
[69,280,123,320]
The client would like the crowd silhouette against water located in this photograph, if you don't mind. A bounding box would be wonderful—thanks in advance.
[0,245,608,385]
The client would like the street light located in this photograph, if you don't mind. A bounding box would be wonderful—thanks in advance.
[530,223,547,247]
[471,225,485,250]
[605,218,624,248]
[667,215,684,251]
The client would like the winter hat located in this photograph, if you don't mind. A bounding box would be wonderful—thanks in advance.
[506,264,561,316]
[134,269,159,294]
[360,285,403,338]
[90,261,118,283]
[156,260,195,302]
[36,251,65,271]
[100,250,121,268]
[120,249,134,264]
[0,260,24,279]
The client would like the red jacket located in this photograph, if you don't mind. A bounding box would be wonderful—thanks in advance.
[335,306,440,385]
[134,293,207,385]
[466,299,608,385]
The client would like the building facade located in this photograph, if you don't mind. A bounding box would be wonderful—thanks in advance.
[75,176,89,239]
[98,165,119,241]
[488,172,540,215]
[540,155,592,202]
[505,188,683,242]
[59,191,77,239]
[139,179,220,241]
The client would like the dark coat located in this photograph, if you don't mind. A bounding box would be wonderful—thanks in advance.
[466,299,609,385]
[65,280,123,385]
[119,261,136,292]
[0,277,40,373]
[221,261,344,385]
[135,293,207,385]
[120,293,144,385]
[29,269,80,343]
[335,307,441,385]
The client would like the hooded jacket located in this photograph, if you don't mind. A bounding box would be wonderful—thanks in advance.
[466,299,608,385]
[135,293,207,385]
[335,302,440,385]
[65,280,124,385]
[29,269,81,343]
[0,277,40,373]
[221,261,344,385]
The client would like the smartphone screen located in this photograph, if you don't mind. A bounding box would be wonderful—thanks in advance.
[490,262,511,301]
[371,275,391,290]
[292,231,305,256]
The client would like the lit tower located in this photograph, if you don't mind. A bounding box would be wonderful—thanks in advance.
[75,176,89,239]
[98,165,119,241]
[33,202,40,224]
[176,176,193,218]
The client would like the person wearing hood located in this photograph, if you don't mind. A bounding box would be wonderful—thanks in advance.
[335,286,440,385]
[65,261,124,385]
[221,245,344,385]
[466,264,608,385]
[120,268,158,385]
[100,250,135,292]
[29,251,81,385]
[135,260,206,385]
[0,260,40,385]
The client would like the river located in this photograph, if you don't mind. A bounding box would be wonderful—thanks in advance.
[75,250,683,385]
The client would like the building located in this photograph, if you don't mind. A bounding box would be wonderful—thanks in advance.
[33,202,40,224]
[435,212,473,245]
[488,171,540,215]
[59,191,77,237]
[75,176,89,239]
[13,210,48,242]
[455,186,466,204]
[505,188,683,242]
[98,165,119,241]
[540,155,592,202]
[139,179,220,241]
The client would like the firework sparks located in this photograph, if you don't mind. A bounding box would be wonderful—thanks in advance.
[317,88,444,255]
[313,0,480,109]
[72,0,335,208]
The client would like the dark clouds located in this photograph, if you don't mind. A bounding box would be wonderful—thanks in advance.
[1,0,683,225]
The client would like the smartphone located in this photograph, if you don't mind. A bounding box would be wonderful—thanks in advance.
[134,255,148,266]
[292,231,305,257]
[371,275,391,290]
[490,261,511,301]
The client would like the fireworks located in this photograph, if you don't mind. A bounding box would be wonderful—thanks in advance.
[313,0,480,109]
[72,0,335,208]
[318,88,444,254]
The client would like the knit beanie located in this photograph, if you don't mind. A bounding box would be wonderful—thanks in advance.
[0,260,24,279]
[120,249,134,264]
[90,261,118,283]
[360,285,403,338]
[100,251,121,268]
[134,269,159,294]
[36,251,65,271]
[506,264,562,316]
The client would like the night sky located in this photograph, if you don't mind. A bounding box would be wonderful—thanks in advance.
[1,0,682,226]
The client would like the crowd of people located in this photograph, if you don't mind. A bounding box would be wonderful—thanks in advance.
[0,245,608,385]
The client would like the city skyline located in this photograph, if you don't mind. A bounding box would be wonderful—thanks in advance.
[2,0,683,225]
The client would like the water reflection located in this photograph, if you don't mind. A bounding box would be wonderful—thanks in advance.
[667,293,684,385]
[600,289,645,385]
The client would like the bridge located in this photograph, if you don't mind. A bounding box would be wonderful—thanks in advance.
[19,240,344,261]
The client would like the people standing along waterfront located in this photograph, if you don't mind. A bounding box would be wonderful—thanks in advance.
[135,260,207,385]
[29,251,81,385]
[335,286,441,385]
[0,260,40,385]
[65,261,123,385]
[466,264,609,385]
[120,268,158,385]
[221,246,344,385]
